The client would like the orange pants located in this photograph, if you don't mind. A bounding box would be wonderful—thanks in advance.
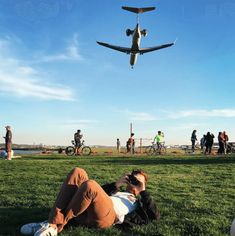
[48,168,116,232]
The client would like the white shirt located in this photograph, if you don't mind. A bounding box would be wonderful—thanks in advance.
[110,191,137,224]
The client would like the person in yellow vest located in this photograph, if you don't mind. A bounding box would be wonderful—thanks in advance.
[153,131,164,149]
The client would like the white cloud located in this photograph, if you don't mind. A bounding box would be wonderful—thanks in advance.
[17,66,37,75]
[118,109,157,121]
[40,33,83,62]
[0,76,74,101]
[0,37,75,101]
[167,109,235,119]
[58,119,99,128]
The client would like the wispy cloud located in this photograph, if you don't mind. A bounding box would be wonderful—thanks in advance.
[167,109,235,119]
[117,109,157,121]
[58,119,99,128]
[0,37,74,101]
[40,33,83,62]
[0,76,74,101]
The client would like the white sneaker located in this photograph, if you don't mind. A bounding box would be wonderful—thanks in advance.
[20,221,48,235]
[34,223,57,236]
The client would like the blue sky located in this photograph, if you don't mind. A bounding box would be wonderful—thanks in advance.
[0,0,235,146]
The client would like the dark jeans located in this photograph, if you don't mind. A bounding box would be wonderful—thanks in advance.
[191,140,196,152]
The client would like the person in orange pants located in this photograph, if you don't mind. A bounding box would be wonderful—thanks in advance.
[48,167,117,231]
[20,167,160,236]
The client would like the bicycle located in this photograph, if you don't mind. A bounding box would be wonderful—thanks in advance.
[65,140,92,156]
[145,142,166,155]
[226,142,235,154]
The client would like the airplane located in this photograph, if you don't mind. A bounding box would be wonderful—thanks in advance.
[97,6,175,68]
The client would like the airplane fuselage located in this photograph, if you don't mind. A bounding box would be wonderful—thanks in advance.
[130,24,141,66]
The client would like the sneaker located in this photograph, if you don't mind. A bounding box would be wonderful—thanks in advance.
[34,224,57,236]
[20,221,48,235]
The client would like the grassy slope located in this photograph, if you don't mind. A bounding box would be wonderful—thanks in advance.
[0,154,235,236]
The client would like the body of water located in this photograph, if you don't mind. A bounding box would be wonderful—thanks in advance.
[13,150,42,155]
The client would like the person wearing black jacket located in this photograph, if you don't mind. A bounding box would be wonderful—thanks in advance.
[20,168,160,236]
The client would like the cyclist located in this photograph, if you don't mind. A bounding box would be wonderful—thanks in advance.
[153,131,164,150]
[74,130,83,155]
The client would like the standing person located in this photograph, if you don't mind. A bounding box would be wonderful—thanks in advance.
[74,130,83,155]
[223,131,229,154]
[20,167,160,236]
[126,133,135,153]
[191,130,197,153]
[204,132,214,154]
[116,138,121,153]
[200,135,206,150]
[3,125,12,160]
[218,132,225,154]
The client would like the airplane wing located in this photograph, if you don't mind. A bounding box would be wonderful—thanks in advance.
[97,41,131,54]
[122,6,156,14]
[139,43,174,54]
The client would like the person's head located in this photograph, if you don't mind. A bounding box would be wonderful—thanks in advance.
[131,133,134,137]
[77,129,81,133]
[193,130,196,133]
[158,131,161,135]
[5,125,11,130]
[126,169,148,195]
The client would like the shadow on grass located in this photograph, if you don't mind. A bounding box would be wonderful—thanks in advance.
[0,207,50,236]
[92,156,235,166]
[0,207,148,236]
[19,155,235,167]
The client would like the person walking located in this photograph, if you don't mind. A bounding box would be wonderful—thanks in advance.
[3,125,12,160]
[191,130,197,153]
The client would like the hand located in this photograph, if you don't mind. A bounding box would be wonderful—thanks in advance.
[115,172,130,188]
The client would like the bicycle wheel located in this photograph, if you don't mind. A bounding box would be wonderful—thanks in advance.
[65,146,75,156]
[81,146,91,156]
[145,146,155,155]
[159,146,166,154]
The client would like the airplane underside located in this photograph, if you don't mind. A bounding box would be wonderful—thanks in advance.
[97,6,174,67]
[130,53,138,66]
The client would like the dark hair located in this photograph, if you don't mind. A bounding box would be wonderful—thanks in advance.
[131,169,148,183]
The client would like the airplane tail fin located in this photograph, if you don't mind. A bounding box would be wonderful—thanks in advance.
[122,6,156,14]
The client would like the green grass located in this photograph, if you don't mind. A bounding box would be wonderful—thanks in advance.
[0,154,235,236]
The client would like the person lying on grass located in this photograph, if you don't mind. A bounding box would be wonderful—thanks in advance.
[20,167,160,236]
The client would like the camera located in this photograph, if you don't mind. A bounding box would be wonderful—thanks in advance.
[127,174,140,186]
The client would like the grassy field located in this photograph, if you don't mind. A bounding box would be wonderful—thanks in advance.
[0,154,234,236]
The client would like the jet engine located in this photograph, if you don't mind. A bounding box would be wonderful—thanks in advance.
[126,29,133,36]
[141,29,148,37]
